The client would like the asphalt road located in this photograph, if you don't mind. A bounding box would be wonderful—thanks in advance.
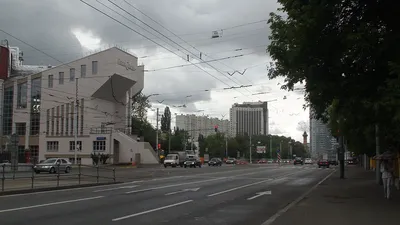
[0,164,334,225]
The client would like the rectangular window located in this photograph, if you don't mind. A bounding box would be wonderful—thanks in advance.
[46,109,50,135]
[51,108,55,136]
[66,103,69,135]
[59,72,64,84]
[80,98,84,135]
[61,105,64,135]
[81,65,86,77]
[17,82,27,108]
[70,68,75,81]
[56,106,60,135]
[70,103,74,135]
[16,123,26,136]
[48,75,53,88]
[69,141,82,152]
[30,78,41,135]
[46,141,59,152]
[2,87,13,135]
[93,141,106,152]
[92,61,98,74]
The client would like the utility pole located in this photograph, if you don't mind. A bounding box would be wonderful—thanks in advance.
[249,135,252,163]
[74,78,79,164]
[168,129,171,154]
[280,141,282,162]
[156,108,159,159]
[339,135,345,179]
[190,115,193,151]
[225,135,228,158]
[375,123,381,184]
[270,135,273,159]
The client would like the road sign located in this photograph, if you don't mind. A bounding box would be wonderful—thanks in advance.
[276,149,280,153]
[256,146,266,154]
[247,191,272,200]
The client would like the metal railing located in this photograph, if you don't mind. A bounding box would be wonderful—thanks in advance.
[1,163,117,193]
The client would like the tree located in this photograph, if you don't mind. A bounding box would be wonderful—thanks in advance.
[131,92,151,122]
[160,107,171,133]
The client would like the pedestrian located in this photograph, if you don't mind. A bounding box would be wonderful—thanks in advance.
[380,158,394,199]
[394,152,400,190]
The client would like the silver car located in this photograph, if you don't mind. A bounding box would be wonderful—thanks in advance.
[34,158,72,174]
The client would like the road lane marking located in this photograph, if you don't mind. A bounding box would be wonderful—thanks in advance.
[247,191,272,200]
[208,179,273,197]
[261,169,336,225]
[165,188,200,196]
[112,200,193,221]
[93,185,139,193]
[0,196,104,213]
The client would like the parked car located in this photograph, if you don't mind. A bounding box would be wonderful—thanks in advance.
[317,159,330,168]
[33,158,72,174]
[184,157,202,168]
[225,158,237,164]
[208,158,222,166]
[293,157,304,165]
[304,158,313,164]
[236,160,248,165]
[257,158,267,164]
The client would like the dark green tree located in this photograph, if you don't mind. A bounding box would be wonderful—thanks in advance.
[160,107,171,133]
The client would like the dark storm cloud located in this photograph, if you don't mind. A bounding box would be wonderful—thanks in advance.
[0,0,279,104]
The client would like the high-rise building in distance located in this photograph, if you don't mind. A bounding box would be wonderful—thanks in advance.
[309,110,337,158]
[229,101,269,137]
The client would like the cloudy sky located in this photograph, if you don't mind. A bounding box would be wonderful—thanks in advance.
[0,0,309,141]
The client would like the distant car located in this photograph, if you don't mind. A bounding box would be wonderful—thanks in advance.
[184,157,202,168]
[208,158,222,166]
[294,157,304,165]
[33,158,72,174]
[226,158,237,164]
[257,158,267,164]
[236,160,248,165]
[328,160,338,166]
[267,159,273,164]
[304,158,313,164]
[318,160,330,168]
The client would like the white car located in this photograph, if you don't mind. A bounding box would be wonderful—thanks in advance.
[304,158,313,164]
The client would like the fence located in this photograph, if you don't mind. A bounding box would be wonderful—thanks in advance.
[1,163,116,193]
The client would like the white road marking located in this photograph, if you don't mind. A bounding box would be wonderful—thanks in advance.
[93,185,139,193]
[261,169,336,225]
[207,179,273,197]
[112,200,193,221]
[165,188,200,196]
[247,191,272,200]
[0,196,104,213]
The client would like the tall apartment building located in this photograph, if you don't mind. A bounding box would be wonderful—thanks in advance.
[309,110,337,158]
[175,114,230,141]
[229,101,269,137]
[0,44,158,164]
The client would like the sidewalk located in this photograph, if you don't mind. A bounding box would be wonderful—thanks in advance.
[269,166,400,225]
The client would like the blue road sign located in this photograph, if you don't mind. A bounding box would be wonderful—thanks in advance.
[276,149,280,153]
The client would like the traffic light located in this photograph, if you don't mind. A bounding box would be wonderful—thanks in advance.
[157,143,161,150]
[214,125,218,133]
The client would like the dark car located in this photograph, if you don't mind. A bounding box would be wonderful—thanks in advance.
[293,157,304,165]
[328,160,338,166]
[318,159,330,168]
[257,158,267,164]
[208,158,222,166]
[184,157,202,168]
[225,158,237,164]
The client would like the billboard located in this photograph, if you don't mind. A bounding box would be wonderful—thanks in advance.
[256,146,266,154]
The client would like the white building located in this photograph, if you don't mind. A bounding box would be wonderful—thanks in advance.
[309,110,337,158]
[175,114,230,141]
[0,45,158,165]
[229,101,269,137]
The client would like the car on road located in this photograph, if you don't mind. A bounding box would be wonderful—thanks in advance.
[257,158,267,164]
[208,158,222,166]
[33,158,72,174]
[317,159,330,168]
[304,158,313,164]
[328,160,338,166]
[184,157,202,168]
[293,157,304,165]
[225,158,237,164]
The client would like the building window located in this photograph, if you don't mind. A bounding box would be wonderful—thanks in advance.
[48,75,53,88]
[56,106,60,135]
[61,105,64,135]
[93,141,106,152]
[59,72,64,84]
[70,68,75,81]
[16,123,26,136]
[66,103,69,135]
[2,86,13,135]
[92,61,98,74]
[46,109,50,135]
[70,103,74,135]
[51,108,55,135]
[69,141,82,152]
[80,98,84,135]
[17,82,27,108]
[30,78,41,135]
[46,141,59,152]
[81,65,86,77]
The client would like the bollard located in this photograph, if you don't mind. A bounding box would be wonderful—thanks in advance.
[96,166,99,183]
[113,168,116,183]
[31,165,35,189]
[78,163,81,185]
[57,164,60,187]
[1,164,5,192]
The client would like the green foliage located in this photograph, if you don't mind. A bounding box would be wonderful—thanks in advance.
[131,92,151,122]
[160,107,171,133]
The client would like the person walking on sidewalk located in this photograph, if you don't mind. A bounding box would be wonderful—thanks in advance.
[380,159,394,199]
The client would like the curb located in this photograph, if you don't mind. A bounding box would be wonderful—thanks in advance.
[0,181,123,196]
